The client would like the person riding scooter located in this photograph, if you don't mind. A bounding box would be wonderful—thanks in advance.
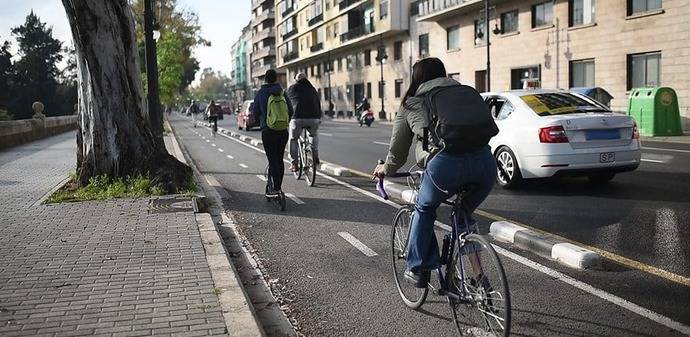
[356,98,374,127]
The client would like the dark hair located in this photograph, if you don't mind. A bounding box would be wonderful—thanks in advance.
[265,69,277,83]
[401,57,447,108]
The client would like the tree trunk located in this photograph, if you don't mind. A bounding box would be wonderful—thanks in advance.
[62,0,190,191]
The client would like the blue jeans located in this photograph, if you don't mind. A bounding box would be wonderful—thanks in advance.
[406,146,497,272]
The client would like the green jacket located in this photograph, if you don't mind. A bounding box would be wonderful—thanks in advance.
[383,77,461,176]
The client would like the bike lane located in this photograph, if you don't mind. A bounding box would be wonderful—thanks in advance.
[171,116,688,337]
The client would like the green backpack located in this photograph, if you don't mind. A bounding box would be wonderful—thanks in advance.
[266,91,290,130]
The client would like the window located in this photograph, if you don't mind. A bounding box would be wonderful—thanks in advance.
[474,20,486,45]
[378,81,384,99]
[520,93,606,116]
[487,97,514,120]
[326,26,331,39]
[367,82,372,98]
[394,41,403,60]
[532,1,554,28]
[418,34,429,57]
[570,0,595,26]
[380,0,389,18]
[334,23,339,38]
[326,0,331,10]
[511,66,541,89]
[501,10,519,33]
[628,52,661,89]
[364,49,371,66]
[570,59,595,87]
[446,25,460,50]
[394,79,403,98]
[337,58,342,71]
[628,0,662,15]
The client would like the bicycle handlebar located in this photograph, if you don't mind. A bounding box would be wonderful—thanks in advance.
[375,160,422,200]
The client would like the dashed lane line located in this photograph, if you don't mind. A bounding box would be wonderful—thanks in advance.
[337,232,378,257]
[373,141,390,146]
[320,132,333,137]
[226,154,234,159]
[218,148,224,153]
[285,193,305,205]
[239,163,248,169]
[641,158,665,163]
[196,124,690,334]
[211,143,217,147]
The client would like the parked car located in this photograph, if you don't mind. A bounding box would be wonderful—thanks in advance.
[482,89,641,188]
[238,100,259,130]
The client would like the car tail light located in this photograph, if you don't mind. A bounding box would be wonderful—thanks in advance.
[632,122,640,139]
[539,126,569,143]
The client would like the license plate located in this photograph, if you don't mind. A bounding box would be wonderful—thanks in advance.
[600,152,615,163]
[586,129,620,140]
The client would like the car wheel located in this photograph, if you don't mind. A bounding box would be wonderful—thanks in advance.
[588,173,615,184]
[495,146,523,189]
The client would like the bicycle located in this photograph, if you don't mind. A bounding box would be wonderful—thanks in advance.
[264,165,286,211]
[292,127,316,187]
[209,116,218,138]
[376,169,511,337]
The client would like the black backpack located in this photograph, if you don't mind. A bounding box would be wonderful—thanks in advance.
[421,84,499,154]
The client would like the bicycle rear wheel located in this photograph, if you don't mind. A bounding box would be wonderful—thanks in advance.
[304,144,316,187]
[391,206,428,309]
[448,234,510,337]
[293,139,303,180]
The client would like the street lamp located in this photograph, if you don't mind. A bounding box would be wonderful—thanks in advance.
[474,0,500,92]
[375,34,388,120]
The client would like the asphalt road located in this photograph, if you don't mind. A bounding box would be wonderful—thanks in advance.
[173,114,689,336]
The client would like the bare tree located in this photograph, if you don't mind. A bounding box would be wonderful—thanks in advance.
[62,0,190,190]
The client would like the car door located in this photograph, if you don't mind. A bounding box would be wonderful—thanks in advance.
[484,95,515,153]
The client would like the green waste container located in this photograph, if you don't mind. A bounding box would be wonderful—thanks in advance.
[627,87,683,137]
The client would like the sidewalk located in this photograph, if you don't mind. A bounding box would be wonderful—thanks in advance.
[641,133,690,144]
[0,133,232,336]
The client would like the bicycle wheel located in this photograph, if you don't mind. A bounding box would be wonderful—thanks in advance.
[278,192,286,211]
[293,139,303,180]
[304,144,316,187]
[391,206,428,309]
[448,234,511,337]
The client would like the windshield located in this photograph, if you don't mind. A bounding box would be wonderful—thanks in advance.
[520,93,610,116]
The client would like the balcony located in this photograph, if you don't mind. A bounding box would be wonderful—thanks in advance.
[283,51,299,63]
[253,46,276,59]
[282,6,294,17]
[339,24,375,43]
[339,0,364,11]
[252,10,275,26]
[310,42,323,53]
[251,0,264,10]
[417,0,483,22]
[252,63,274,78]
[253,28,275,43]
[308,13,323,26]
[283,29,298,39]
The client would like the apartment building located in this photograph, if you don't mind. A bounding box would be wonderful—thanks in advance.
[274,0,414,120]
[230,23,253,105]
[412,0,690,128]
[251,0,286,89]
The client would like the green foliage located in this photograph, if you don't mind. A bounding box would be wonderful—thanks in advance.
[191,68,231,103]
[47,174,172,203]
[157,34,185,106]
[0,109,12,121]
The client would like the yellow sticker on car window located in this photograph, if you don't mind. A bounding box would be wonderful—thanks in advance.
[550,106,577,114]
[521,95,549,114]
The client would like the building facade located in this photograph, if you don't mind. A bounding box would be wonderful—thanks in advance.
[413,0,690,128]
[275,0,414,120]
[251,0,286,89]
[230,23,253,106]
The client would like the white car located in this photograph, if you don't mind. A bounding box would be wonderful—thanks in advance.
[481,90,641,188]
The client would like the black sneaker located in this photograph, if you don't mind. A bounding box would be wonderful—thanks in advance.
[265,189,281,198]
[404,269,430,288]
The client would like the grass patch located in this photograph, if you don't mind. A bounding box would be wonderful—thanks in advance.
[211,287,223,295]
[47,174,169,203]
[163,123,172,135]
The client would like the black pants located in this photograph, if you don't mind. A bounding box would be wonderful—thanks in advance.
[262,129,288,191]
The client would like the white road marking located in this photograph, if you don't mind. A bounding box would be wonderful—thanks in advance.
[642,146,690,154]
[218,148,224,152]
[337,232,378,257]
[285,193,304,204]
[206,139,210,143]
[320,132,333,137]
[239,163,248,168]
[187,123,690,334]
[256,175,267,182]
[373,141,390,146]
[226,155,234,159]
[641,158,665,163]
[493,244,690,335]
[211,143,217,147]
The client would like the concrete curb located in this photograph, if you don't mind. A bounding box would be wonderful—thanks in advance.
[319,162,351,176]
[490,221,601,270]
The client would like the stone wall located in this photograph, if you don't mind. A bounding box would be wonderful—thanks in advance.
[0,116,78,150]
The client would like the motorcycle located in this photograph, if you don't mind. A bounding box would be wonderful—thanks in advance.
[359,109,375,127]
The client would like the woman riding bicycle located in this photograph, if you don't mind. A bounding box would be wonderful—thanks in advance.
[373,58,497,288]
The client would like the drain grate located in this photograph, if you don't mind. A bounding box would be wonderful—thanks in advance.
[149,197,194,214]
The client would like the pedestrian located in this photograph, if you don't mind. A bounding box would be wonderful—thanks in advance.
[254,69,294,196]
[287,72,322,172]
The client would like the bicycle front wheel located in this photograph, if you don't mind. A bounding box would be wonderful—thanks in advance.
[293,140,303,180]
[391,206,428,309]
[304,144,316,187]
[448,234,511,337]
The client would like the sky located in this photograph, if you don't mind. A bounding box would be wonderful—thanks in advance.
[0,0,252,82]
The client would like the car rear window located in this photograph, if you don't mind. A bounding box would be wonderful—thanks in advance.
[520,93,609,116]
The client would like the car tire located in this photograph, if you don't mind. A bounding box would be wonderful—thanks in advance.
[495,146,523,189]
[588,173,615,184]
